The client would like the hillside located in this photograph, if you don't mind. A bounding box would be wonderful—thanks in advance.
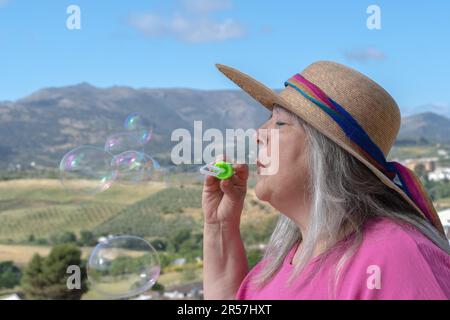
[0,84,269,170]
[0,178,277,244]
[398,112,450,143]
[0,83,449,171]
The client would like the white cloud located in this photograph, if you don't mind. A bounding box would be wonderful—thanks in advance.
[128,13,166,37]
[172,15,244,43]
[344,47,386,63]
[181,0,232,14]
[128,0,245,44]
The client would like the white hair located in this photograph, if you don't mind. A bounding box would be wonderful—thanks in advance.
[253,105,450,295]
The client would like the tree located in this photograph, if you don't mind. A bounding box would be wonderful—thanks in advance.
[414,164,426,179]
[158,252,176,269]
[247,249,263,269]
[20,254,46,298]
[169,229,192,252]
[0,261,22,289]
[21,244,88,300]
[151,281,165,293]
[150,239,167,251]
[79,230,97,246]
[50,231,77,245]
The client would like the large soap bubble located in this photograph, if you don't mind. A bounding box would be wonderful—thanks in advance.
[59,146,117,195]
[87,235,161,299]
[111,151,160,184]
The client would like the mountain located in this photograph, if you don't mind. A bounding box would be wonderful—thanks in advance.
[398,112,450,143]
[401,103,450,118]
[0,83,449,170]
[0,83,270,170]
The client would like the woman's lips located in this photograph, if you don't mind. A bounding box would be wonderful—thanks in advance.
[256,160,267,175]
[256,160,266,169]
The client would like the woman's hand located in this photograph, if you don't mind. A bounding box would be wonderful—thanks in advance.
[202,158,250,299]
[202,158,249,228]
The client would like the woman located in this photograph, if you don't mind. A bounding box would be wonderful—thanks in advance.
[202,61,450,300]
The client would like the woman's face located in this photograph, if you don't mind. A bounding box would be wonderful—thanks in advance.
[255,106,311,216]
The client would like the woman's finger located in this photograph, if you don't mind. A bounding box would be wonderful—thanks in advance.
[203,174,220,191]
[232,163,249,179]
[219,179,234,195]
[230,175,245,188]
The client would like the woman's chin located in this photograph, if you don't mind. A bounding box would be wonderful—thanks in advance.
[254,181,270,202]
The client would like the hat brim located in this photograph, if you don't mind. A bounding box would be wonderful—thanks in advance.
[216,63,437,229]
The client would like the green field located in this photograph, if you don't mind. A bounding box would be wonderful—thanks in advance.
[0,243,204,299]
[0,177,276,259]
[0,173,276,236]
[0,179,205,298]
[0,244,92,266]
[389,145,440,160]
[0,180,171,242]
[0,177,275,298]
[436,197,450,210]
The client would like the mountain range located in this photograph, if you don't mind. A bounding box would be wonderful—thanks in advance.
[0,83,448,170]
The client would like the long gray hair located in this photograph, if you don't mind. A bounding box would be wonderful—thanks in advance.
[254,105,450,292]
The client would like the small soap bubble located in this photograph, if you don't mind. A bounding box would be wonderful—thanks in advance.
[111,151,160,184]
[87,235,161,299]
[124,113,153,132]
[104,130,152,155]
[59,146,117,195]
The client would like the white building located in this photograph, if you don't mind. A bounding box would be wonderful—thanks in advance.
[428,167,450,181]
[133,294,153,300]
[1,294,21,300]
[438,209,450,241]
[172,258,186,266]
[163,291,185,299]
[438,209,450,227]
[437,149,448,157]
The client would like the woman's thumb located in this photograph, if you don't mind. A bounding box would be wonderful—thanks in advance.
[219,179,235,196]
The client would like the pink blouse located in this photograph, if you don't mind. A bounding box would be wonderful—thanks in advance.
[236,218,450,300]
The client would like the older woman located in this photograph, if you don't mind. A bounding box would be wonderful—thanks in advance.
[202,61,450,300]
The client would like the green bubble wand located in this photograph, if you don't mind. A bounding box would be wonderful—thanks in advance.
[199,161,234,180]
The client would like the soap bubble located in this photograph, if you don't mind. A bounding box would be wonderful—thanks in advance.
[104,130,152,155]
[87,235,160,299]
[124,113,153,132]
[111,151,160,184]
[59,146,117,195]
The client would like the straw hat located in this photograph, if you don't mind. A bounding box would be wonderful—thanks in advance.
[216,61,445,235]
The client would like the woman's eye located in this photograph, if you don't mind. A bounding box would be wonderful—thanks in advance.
[275,121,286,126]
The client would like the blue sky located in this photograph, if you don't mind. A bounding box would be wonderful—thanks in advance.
[0,0,449,114]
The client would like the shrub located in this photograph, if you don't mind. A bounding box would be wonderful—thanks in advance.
[21,244,88,300]
[0,261,22,289]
